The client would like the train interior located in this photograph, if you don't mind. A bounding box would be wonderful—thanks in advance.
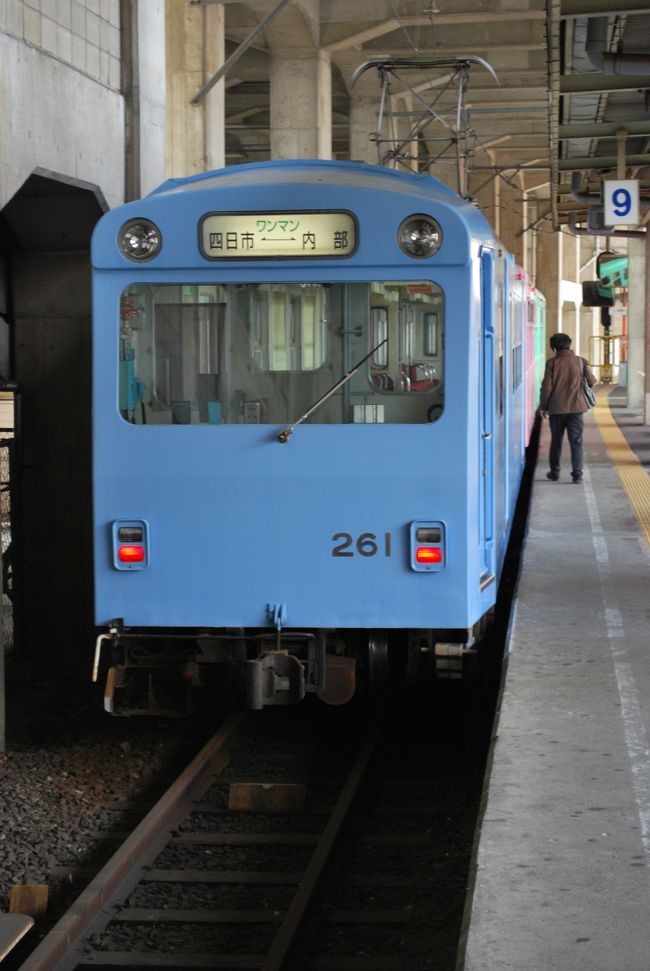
[119,280,445,427]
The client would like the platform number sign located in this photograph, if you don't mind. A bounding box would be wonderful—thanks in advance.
[604,180,639,226]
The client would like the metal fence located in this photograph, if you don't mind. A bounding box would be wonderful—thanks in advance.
[0,391,15,656]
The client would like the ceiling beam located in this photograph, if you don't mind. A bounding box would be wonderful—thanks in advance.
[386,85,548,101]
[427,85,550,97]
[360,43,546,57]
[464,103,548,112]
[428,100,549,109]
[562,0,650,15]
[559,153,650,168]
[325,12,546,53]
[470,159,550,170]
[561,74,650,94]
[484,143,550,151]
[559,119,650,138]
[226,106,268,124]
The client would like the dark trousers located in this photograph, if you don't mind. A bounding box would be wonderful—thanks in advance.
[549,412,584,477]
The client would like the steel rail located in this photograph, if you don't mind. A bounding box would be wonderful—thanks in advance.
[262,727,380,970]
[18,713,246,971]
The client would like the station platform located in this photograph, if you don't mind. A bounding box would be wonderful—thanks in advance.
[459,388,650,971]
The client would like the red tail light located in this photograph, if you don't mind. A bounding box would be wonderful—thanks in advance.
[118,545,145,563]
[415,546,442,564]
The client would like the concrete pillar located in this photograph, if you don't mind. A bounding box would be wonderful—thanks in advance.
[350,98,379,165]
[536,227,562,334]
[564,227,578,278]
[627,237,645,412]
[580,305,595,364]
[562,229,580,351]
[166,1,203,177]
[204,4,226,171]
[166,0,225,177]
[123,0,166,202]
[578,236,600,371]
[270,50,331,159]
[137,1,166,195]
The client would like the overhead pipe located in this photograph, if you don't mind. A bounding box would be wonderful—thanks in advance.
[568,212,646,237]
[586,17,650,74]
[571,171,600,204]
[571,170,650,206]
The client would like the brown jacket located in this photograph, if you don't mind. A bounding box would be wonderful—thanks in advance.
[539,349,596,414]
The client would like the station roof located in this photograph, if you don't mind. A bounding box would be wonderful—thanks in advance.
[203,0,650,236]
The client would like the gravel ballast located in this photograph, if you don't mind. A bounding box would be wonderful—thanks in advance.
[0,676,210,917]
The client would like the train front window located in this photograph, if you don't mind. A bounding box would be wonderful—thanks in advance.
[118,281,444,425]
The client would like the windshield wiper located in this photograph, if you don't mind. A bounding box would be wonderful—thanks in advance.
[278,338,388,443]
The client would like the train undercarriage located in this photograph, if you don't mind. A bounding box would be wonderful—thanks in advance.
[94,620,486,716]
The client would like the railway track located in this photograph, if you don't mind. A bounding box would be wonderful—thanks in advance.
[16,685,493,971]
[15,708,380,970]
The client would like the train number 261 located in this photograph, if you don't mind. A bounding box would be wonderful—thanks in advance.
[331,532,392,557]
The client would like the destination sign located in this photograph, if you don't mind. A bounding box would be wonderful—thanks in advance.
[200,211,356,259]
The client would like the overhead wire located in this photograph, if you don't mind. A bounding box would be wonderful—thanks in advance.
[387,0,420,53]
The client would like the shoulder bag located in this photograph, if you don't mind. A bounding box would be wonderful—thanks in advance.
[578,356,596,408]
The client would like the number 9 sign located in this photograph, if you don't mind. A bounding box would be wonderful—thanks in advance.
[604,180,639,226]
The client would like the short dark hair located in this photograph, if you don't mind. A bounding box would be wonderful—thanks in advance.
[550,332,572,351]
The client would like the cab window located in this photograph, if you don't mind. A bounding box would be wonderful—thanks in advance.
[118,281,444,425]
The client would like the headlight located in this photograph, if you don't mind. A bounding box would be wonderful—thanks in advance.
[118,219,162,261]
[397,214,442,259]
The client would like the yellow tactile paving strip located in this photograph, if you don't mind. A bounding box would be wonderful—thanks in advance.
[592,388,650,548]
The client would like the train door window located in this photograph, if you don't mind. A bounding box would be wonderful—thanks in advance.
[299,289,323,370]
[271,291,290,370]
[494,258,505,416]
[251,285,327,373]
[371,308,388,367]
[251,291,268,369]
[512,342,523,391]
[510,286,523,392]
[423,312,438,357]
[400,305,415,365]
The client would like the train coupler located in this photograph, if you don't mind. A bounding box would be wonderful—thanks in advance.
[246,652,306,708]
[246,632,328,708]
[245,650,355,708]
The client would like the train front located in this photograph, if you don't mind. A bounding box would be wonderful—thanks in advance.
[92,160,494,714]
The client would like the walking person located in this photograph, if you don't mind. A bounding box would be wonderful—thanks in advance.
[539,333,597,483]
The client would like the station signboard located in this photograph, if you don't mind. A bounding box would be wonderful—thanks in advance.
[603,180,639,226]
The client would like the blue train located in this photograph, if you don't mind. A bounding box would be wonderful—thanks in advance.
[90,159,544,714]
